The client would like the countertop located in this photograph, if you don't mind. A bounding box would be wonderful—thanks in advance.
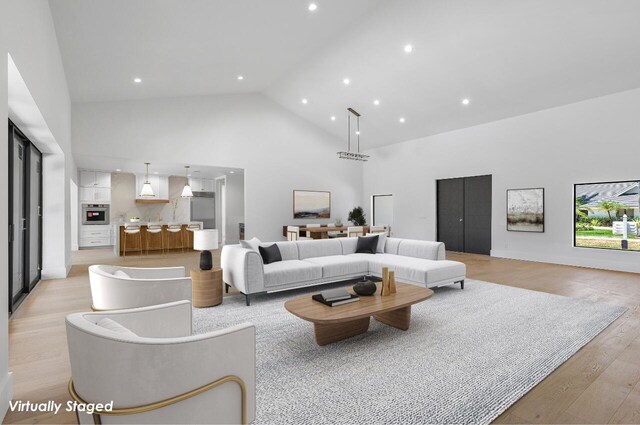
[115,221,202,227]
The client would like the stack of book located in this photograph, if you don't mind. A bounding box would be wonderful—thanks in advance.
[312,288,360,307]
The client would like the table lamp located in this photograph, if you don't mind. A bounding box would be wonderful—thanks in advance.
[193,229,219,270]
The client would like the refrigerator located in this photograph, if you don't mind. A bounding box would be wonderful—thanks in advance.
[190,192,215,229]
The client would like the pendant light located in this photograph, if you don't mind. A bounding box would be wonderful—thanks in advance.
[139,162,155,197]
[181,166,194,198]
[337,107,369,161]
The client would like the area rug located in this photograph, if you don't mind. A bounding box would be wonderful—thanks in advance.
[192,280,626,425]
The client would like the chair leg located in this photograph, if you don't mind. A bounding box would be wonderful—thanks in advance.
[146,233,149,255]
[460,280,465,290]
[225,283,230,293]
[123,232,126,257]
[245,294,251,306]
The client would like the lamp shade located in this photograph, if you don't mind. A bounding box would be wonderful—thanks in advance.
[193,229,218,251]
[140,181,155,197]
[181,183,194,198]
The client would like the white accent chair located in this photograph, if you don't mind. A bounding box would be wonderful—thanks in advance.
[88,265,192,311]
[370,225,390,236]
[286,226,311,241]
[66,301,256,424]
[347,226,365,237]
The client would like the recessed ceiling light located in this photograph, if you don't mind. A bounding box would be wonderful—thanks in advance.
[308,3,317,12]
[343,78,350,85]
[237,75,244,80]
[355,131,360,135]
[230,171,235,174]
[115,168,121,172]
[399,117,406,123]
[330,116,336,121]
[462,98,470,105]
[133,78,142,83]
[373,99,380,106]
[404,44,413,53]
[153,171,159,175]
[301,98,308,104]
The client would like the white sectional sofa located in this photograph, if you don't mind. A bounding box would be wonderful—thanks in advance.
[221,237,465,305]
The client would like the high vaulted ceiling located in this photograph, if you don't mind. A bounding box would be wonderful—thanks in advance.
[50,0,640,148]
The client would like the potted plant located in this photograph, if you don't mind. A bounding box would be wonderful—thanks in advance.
[348,206,366,226]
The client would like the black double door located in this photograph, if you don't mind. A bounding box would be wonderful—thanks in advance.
[8,120,42,314]
[437,175,492,255]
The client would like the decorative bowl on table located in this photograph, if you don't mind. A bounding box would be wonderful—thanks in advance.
[353,280,377,296]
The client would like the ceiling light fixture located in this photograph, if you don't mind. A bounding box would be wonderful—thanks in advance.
[462,98,470,105]
[237,75,244,80]
[399,117,406,123]
[133,78,142,83]
[337,108,370,162]
[373,99,380,106]
[330,116,336,121]
[230,171,235,174]
[139,163,155,198]
[301,98,308,104]
[404,44,413,53]
[308,3,317,12]
[181,166,194,198]
[343,78,350,85]
[115,168,121,172]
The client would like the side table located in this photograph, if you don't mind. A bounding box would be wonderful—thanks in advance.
[190,268,223,308]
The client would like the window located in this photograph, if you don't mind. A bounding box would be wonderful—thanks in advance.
[574,180,640,251]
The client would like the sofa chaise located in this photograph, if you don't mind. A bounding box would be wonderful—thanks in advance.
[221,237,465,305]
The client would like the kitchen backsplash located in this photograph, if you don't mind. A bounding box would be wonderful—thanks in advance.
[110,173,191,223]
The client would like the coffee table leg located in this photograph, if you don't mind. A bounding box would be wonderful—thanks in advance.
[313,317,370,346]
[373,306,411,331]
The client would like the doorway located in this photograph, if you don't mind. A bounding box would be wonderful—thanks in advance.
[8,120,43,314]
[372,194,393,231]
[436,175,492,255]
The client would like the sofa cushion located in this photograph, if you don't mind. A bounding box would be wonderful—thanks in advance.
[348,254,464,285]
[397,239,445,260]
[259,244,282,264]
[365,233,386,253]
[384,238,402,255]
[271,241,299,261]
[355,235,378,254]
[303,256,369,279]
[338,237,358,255]
[297,239,343,260]
[263,260,322,288]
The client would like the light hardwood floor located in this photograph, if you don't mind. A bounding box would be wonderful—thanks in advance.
[3,249,640,424]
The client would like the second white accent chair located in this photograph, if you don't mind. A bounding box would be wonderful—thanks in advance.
[88,265,192,311]
[66,301,256,424]
[347,226,365,237]
[286,226,311,241]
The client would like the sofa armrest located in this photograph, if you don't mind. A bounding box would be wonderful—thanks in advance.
[221,245,265,294]
[116,266,187,279]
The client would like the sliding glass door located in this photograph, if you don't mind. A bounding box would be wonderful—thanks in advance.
[8,121,42,314]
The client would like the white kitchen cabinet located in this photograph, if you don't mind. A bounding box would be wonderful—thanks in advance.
[202,179,215,192]
[95,172,111,188]
[80,170,111,188]
[189,177,214,192]
[80,187,111,203]
[79,225,112,247]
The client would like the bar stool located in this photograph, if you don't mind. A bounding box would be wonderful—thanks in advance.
[166,223,184,252]
[186,222,202,249]
[123,223,142,257]
[146,222,164,255]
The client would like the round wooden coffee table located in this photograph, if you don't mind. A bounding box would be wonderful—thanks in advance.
[285,282,433,346]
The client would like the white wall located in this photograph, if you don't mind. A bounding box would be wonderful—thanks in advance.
[72,94,363,242]
[4,0,75,279]
[363,88,640,274]
[225,172,245,244]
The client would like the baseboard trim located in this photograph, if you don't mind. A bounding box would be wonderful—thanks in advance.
[0,372,14,422]
[41,266,68,280]
[491,249,640,274]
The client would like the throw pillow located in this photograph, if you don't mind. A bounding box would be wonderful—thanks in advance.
[355,235,379,254]
[240,237,261,251]
[96,318,138,337]
[259,243,282,264]
[365,232,387,253]
[112,270,131,279]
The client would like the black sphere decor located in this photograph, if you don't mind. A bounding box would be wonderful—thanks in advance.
[353,280,377,296]
[200,250,213,270]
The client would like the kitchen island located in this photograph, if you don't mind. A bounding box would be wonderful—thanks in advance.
[113,221,204,256]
